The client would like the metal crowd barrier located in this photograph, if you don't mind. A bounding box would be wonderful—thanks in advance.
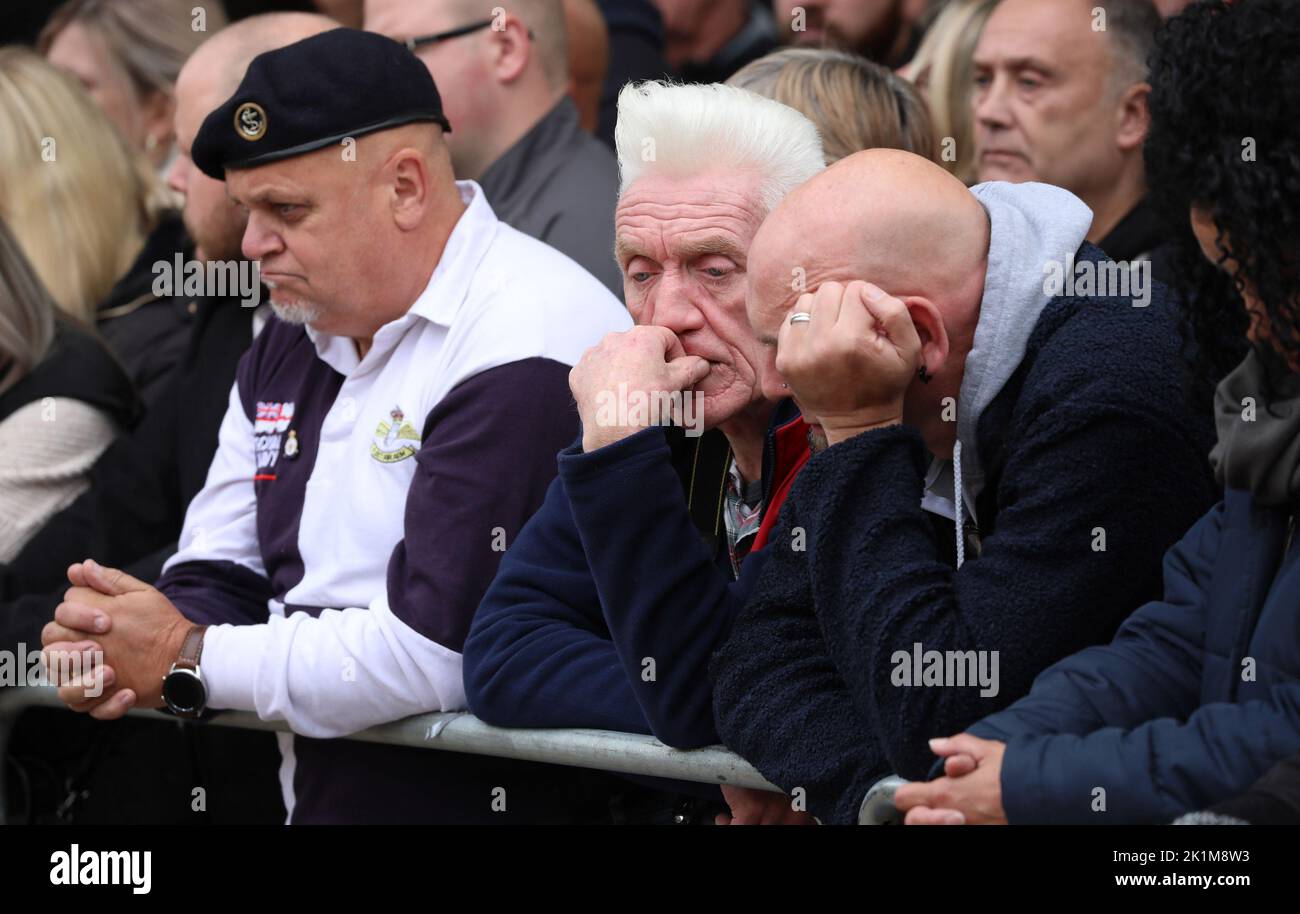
[860,775,909,825]
[0,684,804,824]
[0,685,908,824]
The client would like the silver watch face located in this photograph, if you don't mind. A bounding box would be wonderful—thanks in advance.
[163,666,206,715]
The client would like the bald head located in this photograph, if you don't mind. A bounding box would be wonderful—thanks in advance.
[749,149,989,333]
[168,14,336,262]
[180,14,339,110]
[175,13,339,156]
[747,149,991,454]
[365,121,452,180]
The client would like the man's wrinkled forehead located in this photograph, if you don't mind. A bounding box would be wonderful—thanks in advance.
[614,172,766,261]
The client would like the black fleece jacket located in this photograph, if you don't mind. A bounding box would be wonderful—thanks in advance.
[711,259,1219,825]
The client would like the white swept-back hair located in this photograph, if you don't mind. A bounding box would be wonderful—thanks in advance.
[614,80,825,215]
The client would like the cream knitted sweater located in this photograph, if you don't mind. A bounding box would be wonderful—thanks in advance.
[0,397,117,563]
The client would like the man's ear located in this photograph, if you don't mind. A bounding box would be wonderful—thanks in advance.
[1115,82,1151,153]
[388,148,430,231]
[487,13,531,83]
[902,296,950,377]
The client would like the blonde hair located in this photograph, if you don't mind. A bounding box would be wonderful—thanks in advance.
[38,0,225,99]
[728,48,937,165]
[905,0,999,184]
[0,48,169,322]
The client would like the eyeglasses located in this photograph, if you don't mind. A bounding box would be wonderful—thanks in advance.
[402,18,532,52]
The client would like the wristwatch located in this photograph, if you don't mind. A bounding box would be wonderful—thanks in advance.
[161,624,209,718]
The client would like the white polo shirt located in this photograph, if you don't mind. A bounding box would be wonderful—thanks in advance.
[156,181,629,821]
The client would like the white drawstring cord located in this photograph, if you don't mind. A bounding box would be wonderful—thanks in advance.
[953,439,965,569]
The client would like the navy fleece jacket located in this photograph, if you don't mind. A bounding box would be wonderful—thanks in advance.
[463,404,806,750]
[710,183,1220,825]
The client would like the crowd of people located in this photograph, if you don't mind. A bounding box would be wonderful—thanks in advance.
[0,0,1295,826]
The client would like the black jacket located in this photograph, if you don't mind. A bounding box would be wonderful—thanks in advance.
[95,211,193,409]
[711,247,1220,824]
[1097,195,1178,288]
[0,319,136,428]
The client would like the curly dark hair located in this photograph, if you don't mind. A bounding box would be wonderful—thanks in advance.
[1144,0,1300,379]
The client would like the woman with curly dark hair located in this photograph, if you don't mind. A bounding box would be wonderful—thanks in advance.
[894,0,1300,825]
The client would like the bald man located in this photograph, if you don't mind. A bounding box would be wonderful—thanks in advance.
[710,150,1219,824]
[43,29,630,824]
[365,0,623,298]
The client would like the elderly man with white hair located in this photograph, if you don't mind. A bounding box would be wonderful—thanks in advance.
[462,80,824,825]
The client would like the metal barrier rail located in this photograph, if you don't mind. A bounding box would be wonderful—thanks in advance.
[0,684,792,824]
[860,775,909,825]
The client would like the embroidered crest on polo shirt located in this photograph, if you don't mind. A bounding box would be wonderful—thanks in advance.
[371,405,419,464]
[254,400,295,474]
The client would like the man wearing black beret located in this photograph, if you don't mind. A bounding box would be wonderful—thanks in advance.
[43,28,631,824]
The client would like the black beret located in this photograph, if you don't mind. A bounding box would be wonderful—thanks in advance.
[192,28,451,180]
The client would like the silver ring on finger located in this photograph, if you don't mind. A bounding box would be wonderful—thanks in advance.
[789,312,812,325]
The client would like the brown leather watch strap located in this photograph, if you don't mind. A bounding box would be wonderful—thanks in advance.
[175,625,208,672]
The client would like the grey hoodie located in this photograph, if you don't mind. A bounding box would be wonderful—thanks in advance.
[921,181,1094,562]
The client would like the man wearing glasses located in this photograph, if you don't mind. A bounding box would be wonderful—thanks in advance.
[366,0,624,299]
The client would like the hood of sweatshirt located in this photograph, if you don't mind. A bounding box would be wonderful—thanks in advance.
[921,181,1094,546]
